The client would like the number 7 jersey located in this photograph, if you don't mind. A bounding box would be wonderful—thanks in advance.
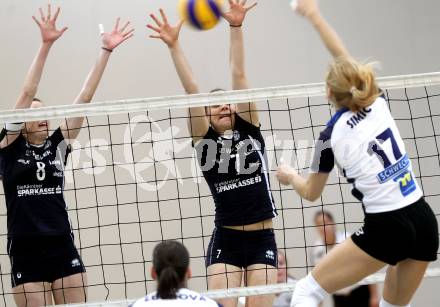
[311,96,422,213]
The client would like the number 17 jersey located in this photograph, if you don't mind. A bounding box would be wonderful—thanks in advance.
[0,128,72,237]
[311,96,422,213]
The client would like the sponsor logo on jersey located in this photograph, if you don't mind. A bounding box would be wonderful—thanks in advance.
[17,184,63,197]
[49,159,62,166]
[394,171,416,197]
[377,154,410,184]
[214,175,262,193]
[17,159,30,165]
[53,171,64,178]
[16,273,22,279]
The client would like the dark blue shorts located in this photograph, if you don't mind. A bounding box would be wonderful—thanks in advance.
[206,227,277,268]
[351,197,439,265]
[7,234,86,287]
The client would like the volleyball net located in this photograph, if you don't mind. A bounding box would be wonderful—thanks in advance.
[0,72,439,306]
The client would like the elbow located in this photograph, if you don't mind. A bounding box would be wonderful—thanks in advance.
[302,185,321,202]
[305,193,321,202]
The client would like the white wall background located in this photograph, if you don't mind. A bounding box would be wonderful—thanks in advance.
[1,0,440,108]
[0,1,439,306]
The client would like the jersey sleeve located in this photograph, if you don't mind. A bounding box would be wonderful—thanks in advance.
[310,127,335,173]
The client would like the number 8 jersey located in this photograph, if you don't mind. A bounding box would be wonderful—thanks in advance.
[0,128,72,237]
[311,96,422,213]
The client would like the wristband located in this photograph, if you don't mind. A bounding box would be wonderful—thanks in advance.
[102,47,113,53]
[5,122,24,132]
[230,24,242,28]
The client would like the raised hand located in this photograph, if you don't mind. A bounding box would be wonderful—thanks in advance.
[32,4,68,44]
[101,18,134,51]
[222,0,257,27]
[295,0,319,19]
[147,9,184,48]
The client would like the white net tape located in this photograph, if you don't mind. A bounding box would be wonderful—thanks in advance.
[1,72,440,123]
[56,267,440,307]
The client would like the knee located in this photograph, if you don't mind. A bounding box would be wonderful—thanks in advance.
[380,298,410,307]
[290,273,328,307]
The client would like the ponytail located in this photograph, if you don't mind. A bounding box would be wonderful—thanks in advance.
[326,56,382,112]
[153,240,190,299]
[157,267,180,299]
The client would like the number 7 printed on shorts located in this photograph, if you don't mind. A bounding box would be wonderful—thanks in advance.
[216,249,222,259]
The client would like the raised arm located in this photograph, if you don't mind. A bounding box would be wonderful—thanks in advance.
[295,0,349,59]
[148,9,208,141]
[0,5,67,149]
[60,18,134,141]
[223,0,259,126]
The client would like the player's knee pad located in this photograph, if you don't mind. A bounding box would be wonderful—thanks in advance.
[380,298,410,307]
[290,273,328,307]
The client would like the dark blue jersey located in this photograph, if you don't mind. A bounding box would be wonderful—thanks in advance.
[194,115,277,226]
[0,128,72,237]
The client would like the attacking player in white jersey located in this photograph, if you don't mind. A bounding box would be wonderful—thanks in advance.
[276,1,439,307]
[129,241,221,307]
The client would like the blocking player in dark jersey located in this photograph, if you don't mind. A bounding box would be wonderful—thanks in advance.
[129,241,221,307]
[276,1,438,307]
[147,2,277,307]
[0,5,133,307]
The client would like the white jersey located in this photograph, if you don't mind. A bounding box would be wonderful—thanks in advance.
[129,288,220,307]
[311,96,422,213]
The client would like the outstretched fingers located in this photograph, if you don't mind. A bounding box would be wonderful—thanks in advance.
[114,17,121,31]
[60,26,68,34]
[159,8,168,25]
[146,23,161,34]
[39,7,46,22]
[52,7,61,22]
[32,15,41,26]
[177,19,184,30]
[149,13,163,28]
[47,4,52,20]
[123,28,135,38]
[245,2,257,11]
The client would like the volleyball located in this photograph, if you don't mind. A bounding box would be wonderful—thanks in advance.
[178,0,224,30]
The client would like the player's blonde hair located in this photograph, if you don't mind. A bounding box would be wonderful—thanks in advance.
[326,56,382,112]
